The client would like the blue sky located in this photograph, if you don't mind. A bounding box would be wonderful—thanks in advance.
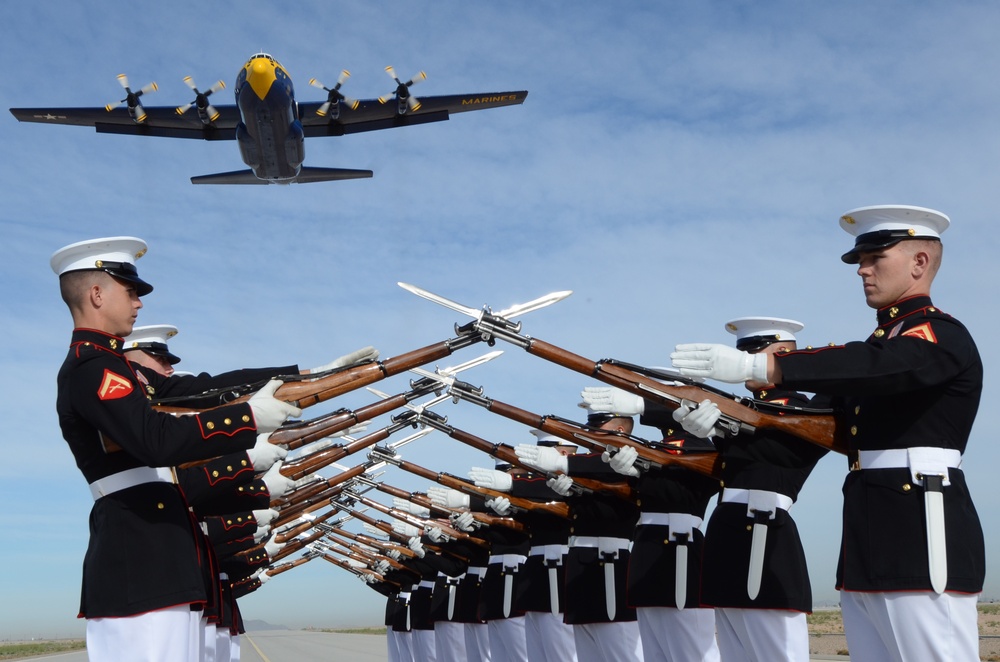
[2,0,1000,639]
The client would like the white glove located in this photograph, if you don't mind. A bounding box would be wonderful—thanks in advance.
[578,386,645,415]
[374,559,390,575]
[363,523,386,538]
[246,433,288,471]
[253,508,279,527]
[672,399,721,438]
[392,521,421,538]
[428,486,473,507]
[258,569,272,585]
[386,548,402,561]
[310,346,379,373]
[467,468,512,492]
[485,496,512,516]
[261,462,295,499]
[671,343,768,384]
[451,511,476,531]
[601,445,640,477]
[408,536,426,558]
[264,534,285,558]
[346,558,366,569]
[360,572,376,583]
[425,526,447,543]
[392,497,430,517]
[248,380,302,434]
[515,444,568,473]
[546,474,575,496]
[253,525,271,543]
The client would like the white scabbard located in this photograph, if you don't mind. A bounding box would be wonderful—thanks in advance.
[447,583,457,621]
[503,572,514,618]
[747,521,767,601]
[603,560,617,621]
[924,475,948,594]
[548,566,560,616]
[675,543,688,610]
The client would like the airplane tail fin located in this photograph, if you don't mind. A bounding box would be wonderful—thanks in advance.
[190,167,374,185]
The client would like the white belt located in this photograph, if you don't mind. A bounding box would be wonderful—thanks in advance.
[569,536,630,554]
[488,554,526,568]
[467,566,487,577]
[418,580,435,589]
[89,466,176,500]
[857,447,962,486]
[529,544,569,562]
[637,512,703,539]
[721,488,794,519]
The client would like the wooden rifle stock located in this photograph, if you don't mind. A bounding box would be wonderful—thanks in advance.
[453,389,722,478]
[349,492,490,549]
[389,458,570,519]
[498,333,846,455]
[271,529,325,563]
[420,413,637,500]
[274,507,339,544]
[266,554,314,577]
[321,525,418,559]
[371,481,527,533]
[154,333,480,414]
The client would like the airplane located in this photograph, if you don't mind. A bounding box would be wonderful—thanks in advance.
[9,53,528,185]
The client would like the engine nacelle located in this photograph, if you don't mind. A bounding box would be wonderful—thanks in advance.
[284,120,305,170]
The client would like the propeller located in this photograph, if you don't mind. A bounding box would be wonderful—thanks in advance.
[105,74,158,123]
[175,76,226,124]
[378,66,426,113]
[309,70,359,118]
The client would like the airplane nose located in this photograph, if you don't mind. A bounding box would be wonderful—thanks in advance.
[247,58,277,100]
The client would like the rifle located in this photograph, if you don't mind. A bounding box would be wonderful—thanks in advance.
[409,406,638,499]
[342,488,490,549]
[356,475,526,533]
[368,447,570,519]
[270,528,326,563]
[279,409,437,480]
[268,350,501,452]
[323,502,470,564]
[270,426,427,523]
[149,329,483,415]
[264,552,316,577]
[398,282,848,455]
[412,368,722,478]
[314,521,419,559]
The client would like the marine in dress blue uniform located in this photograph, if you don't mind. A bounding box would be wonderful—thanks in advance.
[672,206,984,662]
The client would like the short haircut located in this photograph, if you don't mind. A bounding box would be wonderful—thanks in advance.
[59,270,112,314]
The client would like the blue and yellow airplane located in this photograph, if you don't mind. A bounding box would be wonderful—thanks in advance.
[9,53,527,185]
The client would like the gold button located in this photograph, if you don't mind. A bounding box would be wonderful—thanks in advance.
[226,520,233,525]
[760,390,768,399]
[746,525,753,531]
[721,462,727,470]
[572,514,578,520]
[929,307,936,313]
[855,406,861,415]
[569,527,575,533]
[874,329,885,338]
[903,484,912,492]
[212,471,219,478]
[720,480,725,488]
[237,517,244,522]
[241,460,248,467]
[238,487,244,492]
[663,539,670,545]
[635,499,642,507]
[224,418,232,426]
[227,465,233,472]
[243,415,250,423]
[889,307,899,318]
[206,422,215,430]
[850,426,858,436]
[157,502,165,510]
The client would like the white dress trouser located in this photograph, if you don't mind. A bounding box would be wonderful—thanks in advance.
[573,621,644,662]
[487,616,527,662]
[840,590,979,662]
[637,606,719,661]
[434,620,467,661]
[412,629,437,662]
[525,611,577,661]
[464,622,491,662]
[715,608,808,662]
[395,630,416,661]
[86,605,202,662]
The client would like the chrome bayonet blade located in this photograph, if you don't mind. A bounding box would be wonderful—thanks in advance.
[438,350,504,377]
[497,290,572,318]
[398,282,482,318]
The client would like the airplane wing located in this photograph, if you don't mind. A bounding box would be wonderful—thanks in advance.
[299,90,528,137]
[9,106,242,140]
[10,90,526,140]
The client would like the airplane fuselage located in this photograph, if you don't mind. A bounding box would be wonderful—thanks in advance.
[233,53,304,183]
